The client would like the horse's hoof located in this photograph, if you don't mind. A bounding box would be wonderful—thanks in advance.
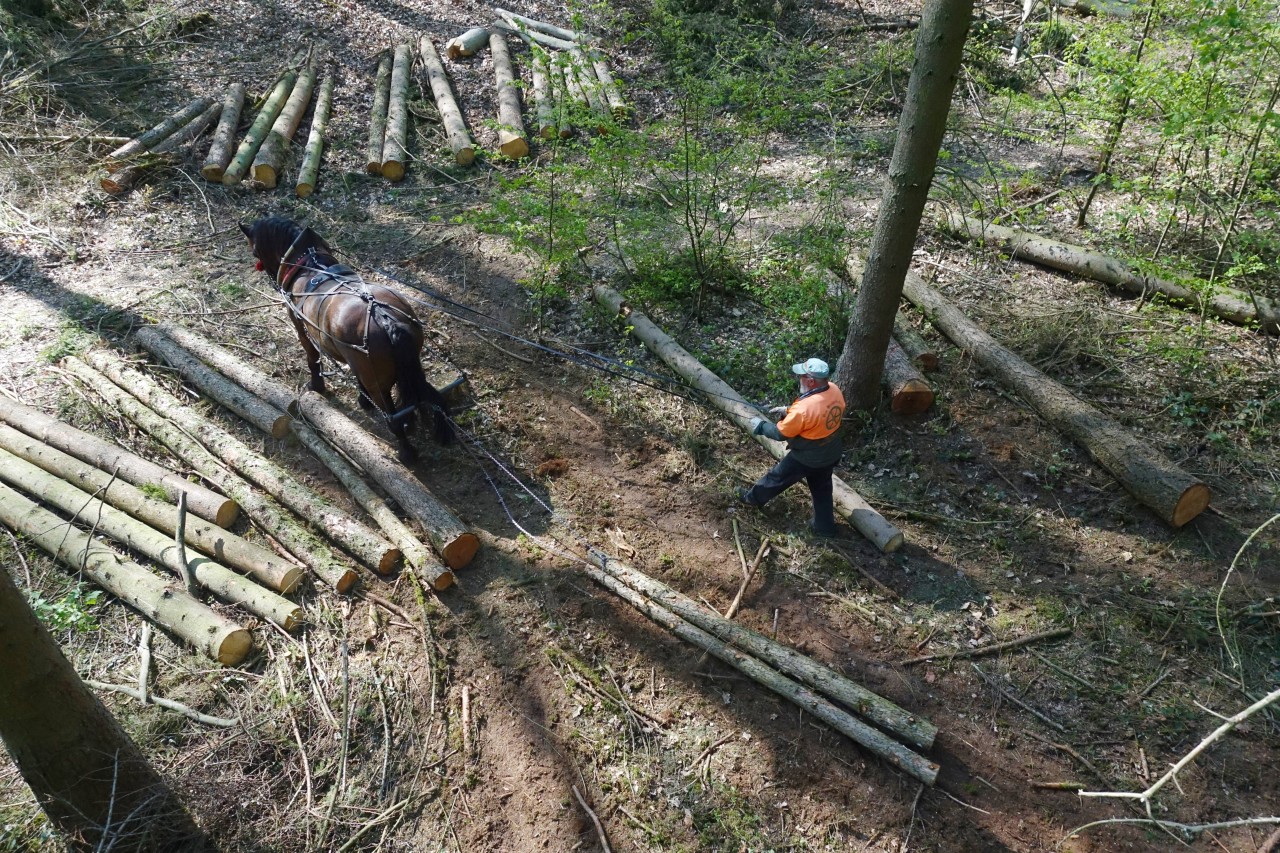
[308,378,326,394]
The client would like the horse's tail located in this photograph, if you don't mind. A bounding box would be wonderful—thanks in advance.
[375,305,454,445]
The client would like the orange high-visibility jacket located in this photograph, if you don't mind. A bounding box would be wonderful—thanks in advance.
[776,382,845,467]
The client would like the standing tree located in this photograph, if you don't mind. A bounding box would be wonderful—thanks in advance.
[0,566,207,852]
[831,0,974,409]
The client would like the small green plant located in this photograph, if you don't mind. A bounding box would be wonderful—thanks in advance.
[40,321,91,363]
[138,482,168,501]
[28,582,103,633]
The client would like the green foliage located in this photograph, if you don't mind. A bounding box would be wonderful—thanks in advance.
[39,320,91,362]
[27,581,103,633]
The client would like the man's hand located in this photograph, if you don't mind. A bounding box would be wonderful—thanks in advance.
[768,406,788,418]
[750,417,766,435]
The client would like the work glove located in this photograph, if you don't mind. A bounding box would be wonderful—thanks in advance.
[750,417,766,435]
[768,406,788,418]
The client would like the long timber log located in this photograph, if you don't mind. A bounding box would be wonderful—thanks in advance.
[0,481,250,665]
[419,37,475,166]
[446,26,490,59]
[222,71,297,186]
[884,337,934,414]
[489,32,529,158]
[381,43,413,181]
[135,326,454,589]
[592,284,904,552]
[253,64,317,188]
[139,324,477,572]
[61,358,358,593]
[295,70,334,198]
[0,422,301,593]
[0,448,301,631]
[896,263,1211,527]
[201,82,247,181]
[0,398,237,527]
[102,100,222,194]
[105,96,213,167]
[365,52,393,174]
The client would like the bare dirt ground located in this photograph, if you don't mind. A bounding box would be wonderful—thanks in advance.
[1,0,1278,850]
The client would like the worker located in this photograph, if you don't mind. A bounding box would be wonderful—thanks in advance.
[739,357,846,537]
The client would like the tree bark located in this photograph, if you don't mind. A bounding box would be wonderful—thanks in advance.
[893,312,939,370]
[569,47,610,125]
[492,19,577,52]
[832,0,973,409]
[0,398,237,527]
[899,268,1210,526]
[530,50,556,139]
[0,566,209,852]
[295,71,334,198]
[581,554,939,784]
[593,284,904,552]
[489,33,529,158]
[883,338,935,414]
[0,421,301,593]
[365,51,393,174]
[135,326,454,589]
[381,43,414,181]
[61,358,359,593]
[222,70,297,185]
[84,351,401,576]
[0,481,251,664]
[493,7,595,44]
[549,62,575,138]
[419,36,476,166]
[0,448,301,631]
[104,95,213,166]
[101,100,222,194]
[585,47,627,118]
[137,324,476,573]
[252,64,316,188]
[446,26,490,60]
[942,213,1280,334]
[201,82,246,181]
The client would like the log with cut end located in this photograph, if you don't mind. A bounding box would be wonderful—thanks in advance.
[366,52,393,174]
[295,71,334,198]
[493,8,595,44]
[0,448,301,631]
[582,553,938,784]
[883,337,934,414]
[0,480,250,665]
[105,96,214,167]
[252,64,317,188]
[530,50,556,139]
[593,284,904,552]
[942,213,1280,335]
[84,350,401,576]
[419,37,476,166]
[201,83,246,181]
[61,358,358,593]
[101,100,222,194]
[0,422,301,593]
[446,26,490,60]
[569,47,609,123]
[557,52,590,113]
[896,263,1211,526]
[585,47,626,118]
[222,71,297,186]
[134,325,453,589]
[381,43,414,181]
[893,312,939,371]
[135,324,473,577]
[0,398,237,527]
[489,32,528,158]
[492,18,577,52]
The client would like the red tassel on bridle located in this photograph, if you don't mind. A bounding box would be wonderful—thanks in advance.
[255,259,264,271]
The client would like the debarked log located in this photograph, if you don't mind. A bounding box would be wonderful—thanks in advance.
[0,448,300,631]
[942,213,1280,335]
[139,324,476,574]
[0,422,301,593]
[222,70,297,185]
[105,95,214,167]
[419,37,476,167]
[365,52,393,174]
[529,50,556,140]
[252,63,317,188]
[446,26,491,60]
[296,71,334,198]
[0,481,250,665]
[899,267,1210,526]
[492,7,595,44]
[582,553,939,784]
[0,398,237,527]
[489,32,529,158]
[61,357,359,593]
[592,284,904,553]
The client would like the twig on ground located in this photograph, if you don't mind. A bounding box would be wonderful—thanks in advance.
[461,685,472,759]
[86,679,237,727]
[569,406,602,431]
[684,732,735,774]
[1062,816,1280,846]
[899,627,1072,666]
[572,785,612,853]
[973,664,1066,732]
[470,328,534,364]
[174,492,198,596]
[725,539,769,621]
[136,623,152,704]
[276,662,314,809]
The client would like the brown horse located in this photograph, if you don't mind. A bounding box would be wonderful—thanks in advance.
[240,216,452,462]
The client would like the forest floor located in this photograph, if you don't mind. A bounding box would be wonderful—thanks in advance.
[1,0,1278,850]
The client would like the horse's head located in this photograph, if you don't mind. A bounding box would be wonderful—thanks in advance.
[240,216,329,286]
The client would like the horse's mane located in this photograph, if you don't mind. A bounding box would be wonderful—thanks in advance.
[251,216,332,278]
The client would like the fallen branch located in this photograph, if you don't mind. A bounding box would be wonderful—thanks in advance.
[897,626,1072,666]
[724,538,769,621]
[572,786,612,853]
[85,679,238,727]
[973,664,1065,732]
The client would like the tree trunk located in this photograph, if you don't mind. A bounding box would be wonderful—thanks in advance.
[446,26,490,60]
[105,95,213,166]
[365,52,393,174]
[0,481,251,664]
[222,70,297,186]
[101,100,222,194]
[252,63,316,188]
[530,50,556,139]
[493,7,595,43]
[942,213,1280,334]
[84,351,401,576]
[137,324,477,573]
[381,43,414,181]
[593,284,904,552]
[893,311,939,370]
[0,421,301,593]
[581,554,939,784]
[0,566,209,852]
[0,398,237,527]
[899,269,1210,526]
[295,71,334,198]
[0,448,301,631]
[61,358,359,593]
[419,37,476,166]
[884,337,935,414]
[586,48,627,118]
[832,0,973,409]
[492,19,577,52]
[135,326,454,590]
[201,82,246,181]
[489,33,529,158]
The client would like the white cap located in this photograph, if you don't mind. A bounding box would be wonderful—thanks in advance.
[791,357,830,379]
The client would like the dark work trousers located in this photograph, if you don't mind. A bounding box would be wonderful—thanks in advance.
[743,453,837,535]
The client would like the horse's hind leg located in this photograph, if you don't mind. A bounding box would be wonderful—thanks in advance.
[356,364,417,464]
[287,309,326,393]
[354,379,375,411]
